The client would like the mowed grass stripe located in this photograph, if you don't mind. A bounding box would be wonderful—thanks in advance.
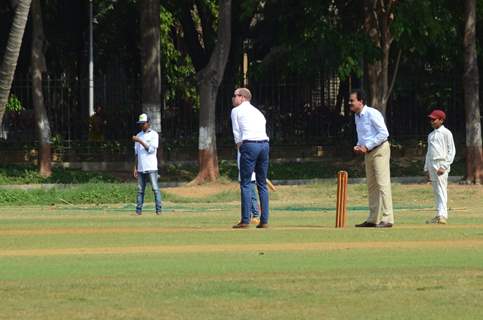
[2,239,483,257]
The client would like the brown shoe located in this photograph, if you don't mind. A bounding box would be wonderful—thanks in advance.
[355,221,377,228]
[232,222,250,229]
[256,223,269,229]
[376,222,393,228]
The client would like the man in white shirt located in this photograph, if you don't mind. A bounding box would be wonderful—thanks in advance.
[231,88,270,229]
[132,113,162,215]
[349,89,394,228]
[424,109,456,224]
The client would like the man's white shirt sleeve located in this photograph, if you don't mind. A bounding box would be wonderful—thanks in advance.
[231,108,242,144]
[367,109,389,151]
[441,128,455,170]
[146,131,159,153]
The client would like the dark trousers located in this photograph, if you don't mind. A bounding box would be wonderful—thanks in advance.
[239,141,270,224]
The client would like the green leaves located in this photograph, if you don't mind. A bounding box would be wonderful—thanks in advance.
[6,94,23,113]
[160,4,197,105]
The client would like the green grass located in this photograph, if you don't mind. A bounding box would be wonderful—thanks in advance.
[0,183,482,319]
[0,177,449,206]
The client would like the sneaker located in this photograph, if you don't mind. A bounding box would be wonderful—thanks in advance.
[135,211,142,216]
[426,216,447,224]
[250,217,260,225]
[437,217,448,224]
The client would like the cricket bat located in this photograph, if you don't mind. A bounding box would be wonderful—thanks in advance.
[266,179,276,191]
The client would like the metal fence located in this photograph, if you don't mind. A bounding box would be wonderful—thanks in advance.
[2,73,471,148]
[387,75,467,140]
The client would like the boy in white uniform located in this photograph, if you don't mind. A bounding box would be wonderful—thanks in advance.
[424,109,456,224]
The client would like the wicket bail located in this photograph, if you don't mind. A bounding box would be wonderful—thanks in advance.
[335,171,348,228]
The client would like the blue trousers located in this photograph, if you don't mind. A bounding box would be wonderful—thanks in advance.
[250,181,260,218]
[136,170,162,213]
[239,141,269,224]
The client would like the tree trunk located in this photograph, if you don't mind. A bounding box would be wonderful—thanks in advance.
[0,0,32,124]
[366,60,384,111]
[190,0,232,184]
[31,0,51,177]
[139,0,161,133]
[463,0,483,184]
[363,0,399,117]
[194,82,220,183]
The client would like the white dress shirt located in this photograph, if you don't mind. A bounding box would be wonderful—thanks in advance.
[424,125,455,171]
[231,101,269,144]
[134,129,159,172]
[355,105,389,150]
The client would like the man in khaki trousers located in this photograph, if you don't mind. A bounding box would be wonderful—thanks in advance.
[349,89,394,228]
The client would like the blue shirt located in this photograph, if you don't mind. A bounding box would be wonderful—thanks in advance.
[355,105,389,151]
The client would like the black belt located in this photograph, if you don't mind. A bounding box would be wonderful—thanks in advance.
[242,140,269,143]
[368,140,387,153]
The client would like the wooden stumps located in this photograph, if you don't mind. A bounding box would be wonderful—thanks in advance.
[335,171,348,228]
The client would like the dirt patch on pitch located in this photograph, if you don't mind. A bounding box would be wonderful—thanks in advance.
[2,239,483,257]
[164,182,239,198]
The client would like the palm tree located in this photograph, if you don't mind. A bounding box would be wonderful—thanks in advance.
[0,0,32,124]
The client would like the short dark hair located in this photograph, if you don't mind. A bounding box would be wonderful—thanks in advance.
[350,89,366,104]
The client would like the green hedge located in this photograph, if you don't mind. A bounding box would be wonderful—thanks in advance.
[0,165,118,184]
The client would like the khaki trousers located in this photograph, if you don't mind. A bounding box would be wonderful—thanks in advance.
[364,141,394,224]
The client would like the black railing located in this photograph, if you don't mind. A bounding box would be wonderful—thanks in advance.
[3,73,472,147]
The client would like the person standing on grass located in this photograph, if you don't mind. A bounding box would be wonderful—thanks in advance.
[424,109,456,224]
[237,150,260,224]
[231,87,270,229]
[349,89,394,228]
[132,113,162,215]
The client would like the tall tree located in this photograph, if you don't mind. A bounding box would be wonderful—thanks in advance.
[175,0,232,183]
[194,0,231,183]
[31,0,51,177]
[363,0,401,116]
[139,0,161,133]
[0,0,31,124]
[463,0,482,184]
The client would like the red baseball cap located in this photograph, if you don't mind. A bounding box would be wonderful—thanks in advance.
[428,109,446,120]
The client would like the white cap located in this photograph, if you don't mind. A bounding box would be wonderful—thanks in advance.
[136,113,149,124]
